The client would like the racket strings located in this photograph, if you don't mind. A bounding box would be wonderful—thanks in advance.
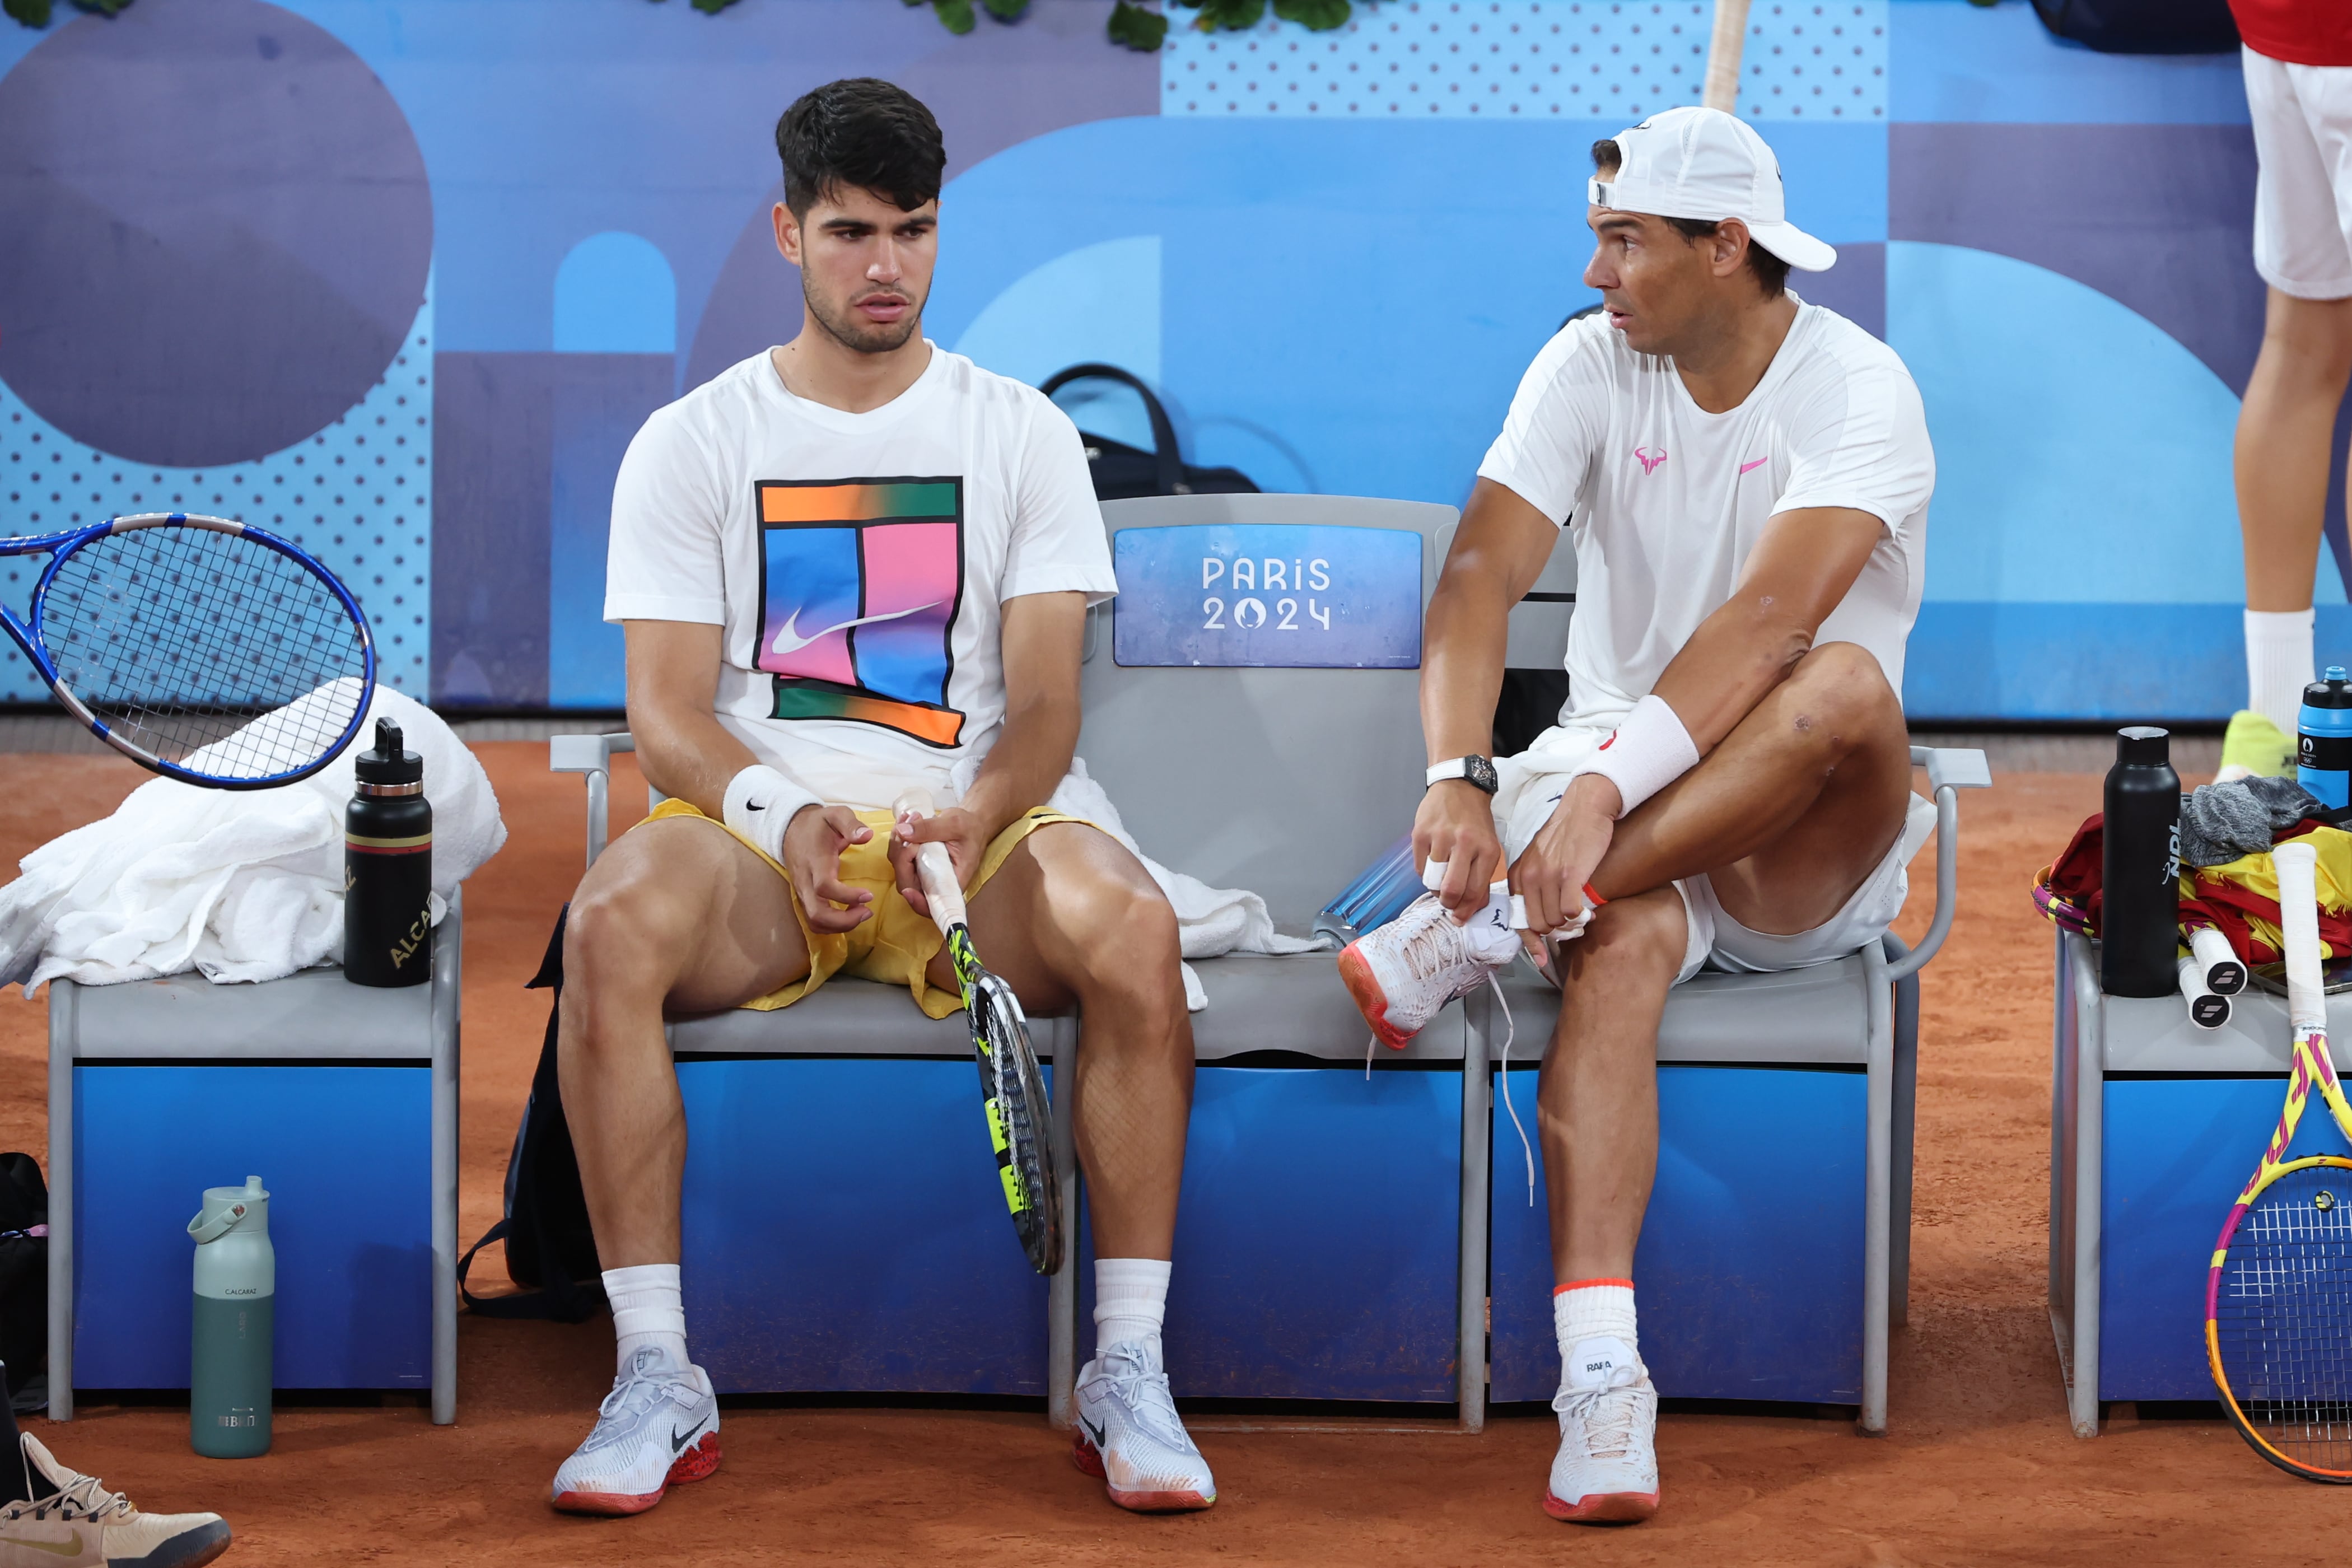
[2216,1164,2352,1474]
[39,526,366,780]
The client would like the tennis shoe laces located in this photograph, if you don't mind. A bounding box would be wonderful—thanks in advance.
[1338,892,1519,1048]
[550,1343,722,1517]
[1544,1337,1660,1525]
[1,1433,231,1568]
[1072,1340,1216,1513]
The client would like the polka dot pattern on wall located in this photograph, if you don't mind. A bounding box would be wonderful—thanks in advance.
[1161,0,1884,123]
[0,284,435,704]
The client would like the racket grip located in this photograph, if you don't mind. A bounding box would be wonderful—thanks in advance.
[892,788,968,932]
[2189,924,2246,996]
[2178,955,2230,1031]
[2276,841,2326,1032]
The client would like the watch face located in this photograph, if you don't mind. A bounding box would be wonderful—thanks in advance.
[1467,755,1499,794]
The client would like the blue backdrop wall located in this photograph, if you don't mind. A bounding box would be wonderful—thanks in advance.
[0,0,2313,720]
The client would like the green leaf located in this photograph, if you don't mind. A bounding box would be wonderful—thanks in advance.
[932,0,977,31]
[1191,0,1263,30]
[1271,0,1346,29]
[689,0,743,12]
[981,0,1030,18]
[1107,0,1168,49]
[3,0,52,25]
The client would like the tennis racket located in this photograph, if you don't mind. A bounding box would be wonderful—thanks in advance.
[0,512,374,787]
[1704,0,1752,111]
[2208,839,2352,1481]
[895,789,1063,1276]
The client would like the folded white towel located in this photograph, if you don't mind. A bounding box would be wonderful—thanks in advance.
[948,755,1326,1012]
[0,682,506,992]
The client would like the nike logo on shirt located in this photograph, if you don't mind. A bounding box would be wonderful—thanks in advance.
[767,601,943,658]
[1738,458,1768,475]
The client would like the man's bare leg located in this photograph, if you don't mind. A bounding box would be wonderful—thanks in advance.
[923,822,1194,1259]
[1590,640,1915,934]
[559,818,813,1268]
[2237,290,2352,620]
[1541,640,1913,1282]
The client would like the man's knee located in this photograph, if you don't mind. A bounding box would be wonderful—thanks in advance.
[1032,832,1184,1011]
[563,856,699,1002]
[1781,642,1900,740]
[1560,888,1685,992]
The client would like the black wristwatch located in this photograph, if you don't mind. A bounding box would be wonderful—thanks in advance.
[1425,755,1499,795]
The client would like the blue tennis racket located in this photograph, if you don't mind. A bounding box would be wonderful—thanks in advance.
[0,512,375,788]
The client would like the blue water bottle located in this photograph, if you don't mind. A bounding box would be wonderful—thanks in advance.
[2298,666,2352,813]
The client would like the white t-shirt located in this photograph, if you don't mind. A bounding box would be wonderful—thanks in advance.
[604,345,1116,810]
[1477,298,1935,734]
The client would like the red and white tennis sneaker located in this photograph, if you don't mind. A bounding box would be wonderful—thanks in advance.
[1338,892,1519,1048]
[0,1434,231,1568]
[1543,1336,1659,1524]
[1072,1341,1216,1513]
[550,1344,721,1516]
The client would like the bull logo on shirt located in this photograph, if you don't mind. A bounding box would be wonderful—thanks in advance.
[754,477,967,746]
[1634,446,1668,477]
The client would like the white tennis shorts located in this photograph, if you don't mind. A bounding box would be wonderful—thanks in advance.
[1493,728,1936,985]
[2244,45,2352,301]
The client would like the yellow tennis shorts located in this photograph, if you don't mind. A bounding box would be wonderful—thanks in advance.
[640,799,1093,1019]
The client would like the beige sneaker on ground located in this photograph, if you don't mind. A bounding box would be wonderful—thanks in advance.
[0,1434,231,1567]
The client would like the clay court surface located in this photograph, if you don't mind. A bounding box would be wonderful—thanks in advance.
[0,743,2335,1565]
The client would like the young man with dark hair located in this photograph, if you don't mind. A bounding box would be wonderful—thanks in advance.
[1339,107,1934,1524]
[0,1369,232,1565]
[547,77,1215,1518]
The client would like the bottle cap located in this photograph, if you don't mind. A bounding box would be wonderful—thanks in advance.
[353,717,423,786]
[2116,726,2170,764]
[2304,668,2352,711]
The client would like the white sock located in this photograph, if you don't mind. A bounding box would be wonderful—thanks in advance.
[603,1263,688,1374]
[1094,1258,1172,1356]
[1555,1278,1640,1392]
[2247,607,2314,736]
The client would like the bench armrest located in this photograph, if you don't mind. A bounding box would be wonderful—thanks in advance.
[1884,745,1992,983]
[551,732,636,869]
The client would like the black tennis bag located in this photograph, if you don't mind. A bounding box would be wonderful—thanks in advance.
[0,1153,46,1407]
[1040,363,1258,502]
[2030,0,2238,53]
[456,907,606,1323]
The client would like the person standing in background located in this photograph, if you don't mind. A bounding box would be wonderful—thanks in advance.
[2222,0,2352,780]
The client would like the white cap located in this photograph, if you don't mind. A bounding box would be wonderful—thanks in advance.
[1586,106,1835,273]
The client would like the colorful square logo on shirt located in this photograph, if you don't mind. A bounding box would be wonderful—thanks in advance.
[754,478,966,747]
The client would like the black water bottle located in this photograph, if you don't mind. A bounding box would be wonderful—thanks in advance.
[2101,726,2181,998]
[344,719,432,987]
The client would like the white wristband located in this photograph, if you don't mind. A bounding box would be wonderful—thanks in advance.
[1571,694,1700,819]
[722,764,820,864]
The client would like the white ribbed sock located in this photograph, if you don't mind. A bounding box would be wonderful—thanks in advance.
[2247,608,2315,736]
[603,1263,688,1374]
[1094,1258,1172,1356]
[1555,1279,1640,1392]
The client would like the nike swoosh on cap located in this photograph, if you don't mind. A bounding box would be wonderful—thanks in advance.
[768,601,943,658]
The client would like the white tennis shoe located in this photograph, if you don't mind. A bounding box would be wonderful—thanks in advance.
[1544,1336,1660,1524]
[550,1344,722,1516]
[0,1434,231,1568]
[1072,1341,1216,1513]
[1338,892,1519,1048]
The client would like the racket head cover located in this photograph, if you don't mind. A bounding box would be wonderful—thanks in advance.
[31,515,374,786]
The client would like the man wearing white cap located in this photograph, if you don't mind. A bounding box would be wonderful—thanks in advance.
[1337,107,1935,1522]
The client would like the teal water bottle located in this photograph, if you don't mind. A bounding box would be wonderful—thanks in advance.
[2299,667,2352,814]
[188,1177,273,1458]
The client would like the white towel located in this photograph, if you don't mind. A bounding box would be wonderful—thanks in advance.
[948,755,1326,1012]
[0,683,506,992]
